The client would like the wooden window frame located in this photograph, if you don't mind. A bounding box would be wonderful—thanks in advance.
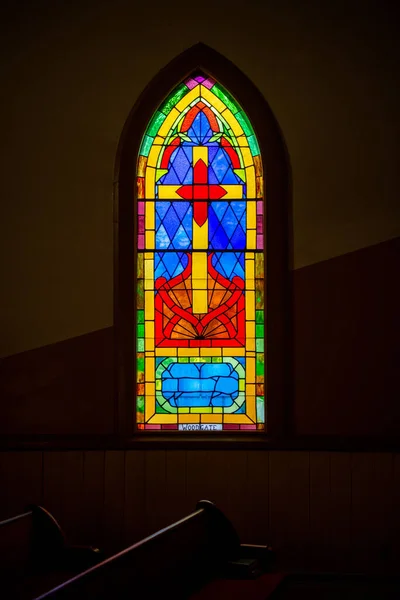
[114,43,293,446]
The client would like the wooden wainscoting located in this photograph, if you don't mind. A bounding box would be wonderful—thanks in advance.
[0,450,399,573]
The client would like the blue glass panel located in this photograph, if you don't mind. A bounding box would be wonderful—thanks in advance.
[208,146,218,162]
[210,224,229,250]
[208,202,246,250]
[201,363,238,379]
[182,167,193,184]
[210,147,229,182]
[162,162,181,184]
[186,112,215,145]
[182,146,193,163]
[170,147,191,183]
[202,126,212,142]
[161,362,239,407]
[208,205,219,241]
[220,205,238,239]
[156,202,192,250]
[156,224,170,249]
[163,205,181,238]
[230,224,246,249]
[210,201,228,221]
[170,224,191,249]
[212,252,244,279]
[222,168,241,184]
[173,201,191,221]
[231,201,246,222]
[156,202,170,220]
[208,166,218,184]
[189,114,201,143]
[155,252,188,279]
[180,204,193,234]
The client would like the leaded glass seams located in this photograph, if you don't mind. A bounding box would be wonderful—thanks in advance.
[136,71,265,432]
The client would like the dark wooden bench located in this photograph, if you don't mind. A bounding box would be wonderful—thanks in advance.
[34,500,280,600]
[0,505,101,599]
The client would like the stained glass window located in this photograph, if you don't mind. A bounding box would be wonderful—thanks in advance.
[136,71,265,432]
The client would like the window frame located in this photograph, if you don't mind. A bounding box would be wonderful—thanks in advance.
[114,43,293,445]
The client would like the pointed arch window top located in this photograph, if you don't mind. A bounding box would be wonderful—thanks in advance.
[136,69,265,433]
[139,71,261,163]
[137,70,263,246]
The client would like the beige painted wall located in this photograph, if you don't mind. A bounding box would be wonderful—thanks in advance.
[1,0,399,357]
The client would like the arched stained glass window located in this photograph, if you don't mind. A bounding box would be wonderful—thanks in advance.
[136,71,265,433]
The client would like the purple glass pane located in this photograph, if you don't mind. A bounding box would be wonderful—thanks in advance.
[138,201,145,215]
[203,78,215,89]
[257,200,263,215]
[195,76,205,82]
[185,78,197,90]
[257,234,264,249]
[138,234,145,249]
[257,215,263,234]
[138,215,145,234]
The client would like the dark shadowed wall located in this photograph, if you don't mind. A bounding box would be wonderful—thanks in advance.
[0,0,399,357]
[0,0,399,573]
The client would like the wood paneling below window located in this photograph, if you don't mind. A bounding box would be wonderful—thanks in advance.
[0,450,399,573]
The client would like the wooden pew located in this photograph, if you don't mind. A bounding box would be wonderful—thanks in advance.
[0,505,101,599]
[34,500,280,600]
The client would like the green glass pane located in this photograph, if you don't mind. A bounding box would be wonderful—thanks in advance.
[255,279,264,309]
[137,355,144,373]
[255,310,264,324]
[146,111,166,137]
[212,84,239,114]
[212,356,223,363]
[137,324,144,338]
[155,402,170,414]
[256,397,264,423]
[256,338,264,352]
[256,353,264,376]
[137,280,144,308]
[160,83,188,116]
[236,111,254,137]
[179,357,189,363]
[137,396,145,413]
[256,324,264,337]
[137,310,144,324]
[139,135,154,157]
[248,134,260,156]
[162,357,175,367]
[137,338,144,352]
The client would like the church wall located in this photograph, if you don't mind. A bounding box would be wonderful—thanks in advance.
[1,1,399,572]
[0,449,399,573]
[1,0,399,357]
[1,237,398,437]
